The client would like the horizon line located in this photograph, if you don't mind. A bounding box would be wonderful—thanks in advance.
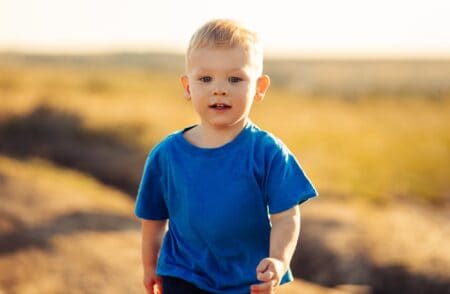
[1,47,449,60]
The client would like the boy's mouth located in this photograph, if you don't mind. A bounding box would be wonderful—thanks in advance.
[209,103,231,110]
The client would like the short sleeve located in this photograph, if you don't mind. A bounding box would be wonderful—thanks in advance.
[265,144,318,214]
[134,149,169,220]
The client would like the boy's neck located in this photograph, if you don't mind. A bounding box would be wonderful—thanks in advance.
[184,119,249,148]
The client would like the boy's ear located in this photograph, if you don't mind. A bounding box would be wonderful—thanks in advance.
[254,74,270,102]
[180,75,191,100]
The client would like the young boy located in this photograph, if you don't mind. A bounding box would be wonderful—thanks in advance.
[135,19,317,294]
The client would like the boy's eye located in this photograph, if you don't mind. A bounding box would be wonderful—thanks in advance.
[228,76,242,83]
[199,76,212,82]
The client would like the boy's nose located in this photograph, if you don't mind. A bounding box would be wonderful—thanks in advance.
[213,88,227,96]
[213,84,227,96]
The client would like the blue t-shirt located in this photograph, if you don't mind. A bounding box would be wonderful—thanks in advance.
[135,121,317,293]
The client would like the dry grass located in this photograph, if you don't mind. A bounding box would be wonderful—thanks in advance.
[1,64,449,204]
[0,156,141,294]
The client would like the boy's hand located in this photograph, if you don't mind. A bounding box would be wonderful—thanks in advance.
[250,257,285,293]
[143,267,163,294]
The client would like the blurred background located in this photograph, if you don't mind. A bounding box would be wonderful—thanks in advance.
[0,0,449,293]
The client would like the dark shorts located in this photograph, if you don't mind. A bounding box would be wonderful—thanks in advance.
[161,276,212,294]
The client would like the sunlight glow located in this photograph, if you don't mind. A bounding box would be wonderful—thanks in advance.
[0,0,449,57]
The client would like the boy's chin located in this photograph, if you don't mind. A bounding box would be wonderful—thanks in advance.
[202,118,248,130]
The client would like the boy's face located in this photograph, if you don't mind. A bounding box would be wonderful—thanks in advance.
[181,46,269,130]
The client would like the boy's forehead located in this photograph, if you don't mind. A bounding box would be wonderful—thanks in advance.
[188,47,250,64]
[186,46,260,73]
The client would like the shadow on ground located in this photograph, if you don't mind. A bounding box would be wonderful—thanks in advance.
[0,105,149,195]
[293,217,450,294]
[0,208,138,256]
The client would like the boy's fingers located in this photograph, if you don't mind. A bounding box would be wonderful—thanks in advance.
[143,277,161,294]
[250,281,274,293]
[154,276,163,294]
[154,283,162,294]
[256,259,270,273]
[257,269,274,282]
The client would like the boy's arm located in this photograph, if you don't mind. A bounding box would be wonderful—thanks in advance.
[269,205,300,271]
[141,219,168,294]
[251,206,300,293]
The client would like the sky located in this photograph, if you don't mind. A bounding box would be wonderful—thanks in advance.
[0,0,449,57]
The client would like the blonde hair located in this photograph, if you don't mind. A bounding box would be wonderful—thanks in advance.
[186,19,264,75]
